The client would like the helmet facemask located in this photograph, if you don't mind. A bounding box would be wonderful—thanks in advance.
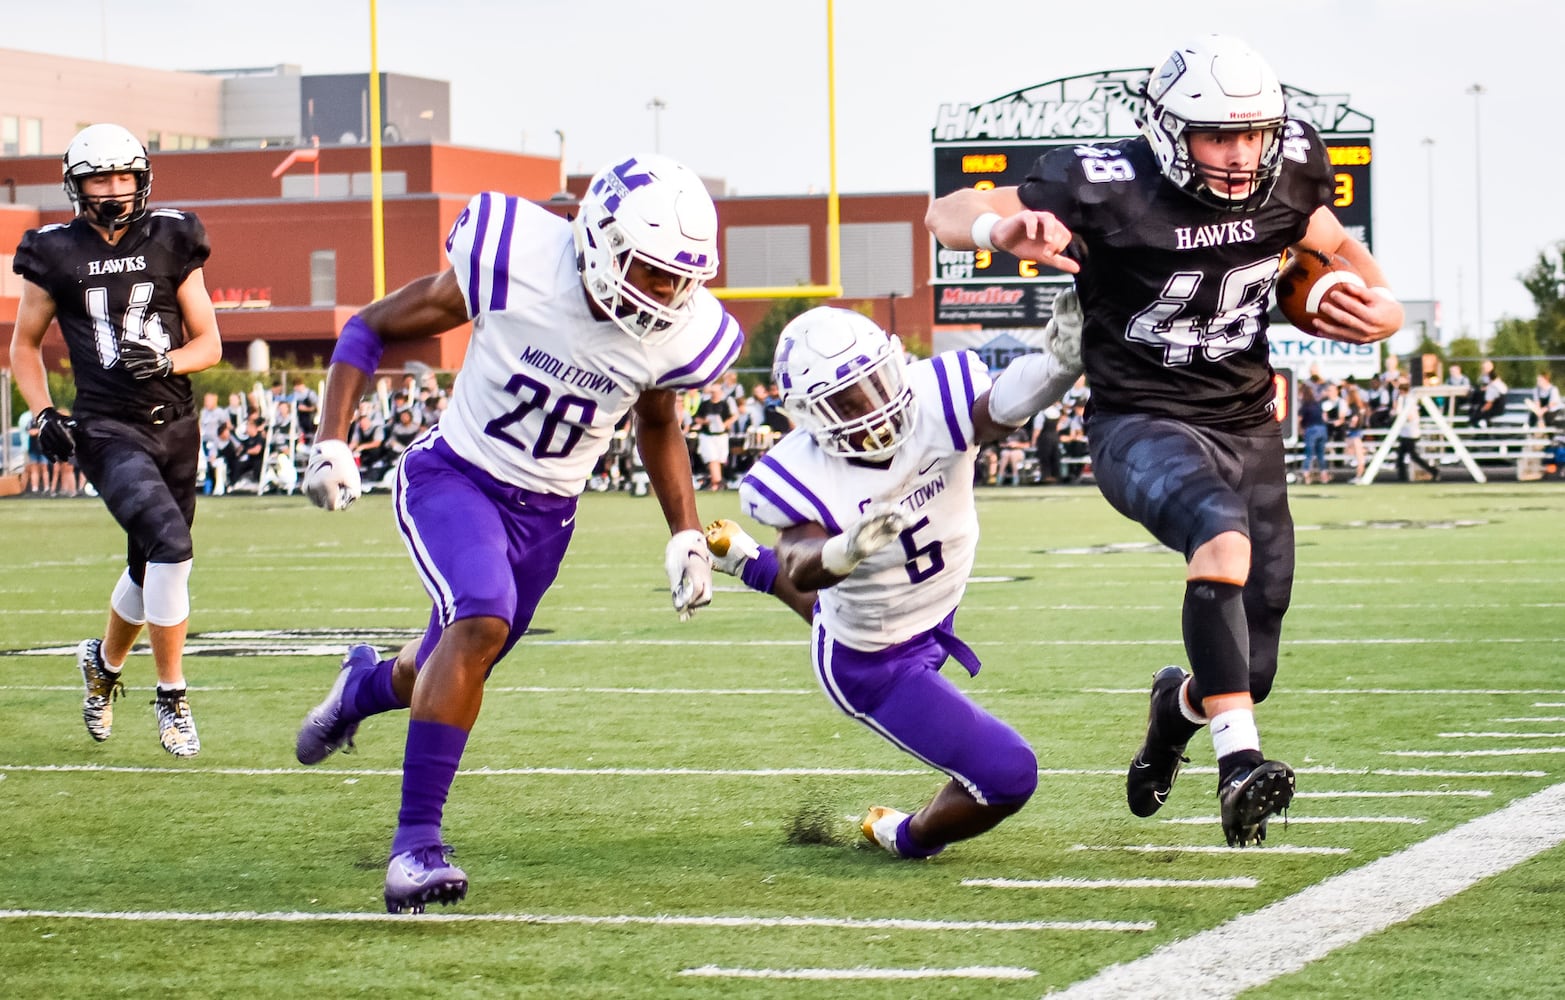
[574,155,719,345]
[1137,36,1287,213]
[62,124,153,236]
[775,308,917,462]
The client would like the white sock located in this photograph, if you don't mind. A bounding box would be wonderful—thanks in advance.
[1209,708,1261,759]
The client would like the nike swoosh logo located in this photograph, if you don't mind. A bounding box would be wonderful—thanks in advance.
[1211,723,1232,736]
[561,513,576,527]
[918,459,939,476]
[395,863,435,886]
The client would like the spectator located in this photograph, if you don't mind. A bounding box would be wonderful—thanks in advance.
[205,421,241,495]
[1394,384,1439,482]
[1059,402,1090,482]
[996,424,1031,486]
[1341,383,1371,483]
[292,379,320,439]
[694,381,736,490]
[1475,368,1509,427]
[763,382,794,435]
[1298,381,1329,484]
[1442,363,1470,417]
[1526,371,1564,428]
[348,410,387,480]
[225,391,248,429]
[197,392,226,449]
[1366,375,1393,429]
[1033,402,1063,484]
[20,409,50,494]
[384,407,424,465]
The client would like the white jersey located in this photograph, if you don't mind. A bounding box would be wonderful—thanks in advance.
[436,192,743,494]
[740,351,992,651]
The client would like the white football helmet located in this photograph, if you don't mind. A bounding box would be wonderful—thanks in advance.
[774,307,916,461]
[1137,35,1286,212]
[573,154,719,343]
[62,124,153,232]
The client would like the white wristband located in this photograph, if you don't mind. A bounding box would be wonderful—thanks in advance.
[820,535,859,577]
[970,212,1002,252]
[1368,285,1399,303]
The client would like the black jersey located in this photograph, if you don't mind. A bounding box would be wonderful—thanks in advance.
[1017,120,1333,429]
[13,209,211,419]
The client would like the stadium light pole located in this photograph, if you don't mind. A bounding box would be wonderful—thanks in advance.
[646,97,667,153]
[1421,138,1436,299]
[1467,83,1485,343]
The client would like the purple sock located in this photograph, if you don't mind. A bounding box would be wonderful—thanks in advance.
[390,719,469,856]
[740,546,780,594]
[895,814,945,859]
[347,658,407,721]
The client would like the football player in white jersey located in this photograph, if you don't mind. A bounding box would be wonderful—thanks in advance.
[710,306,1077,859]
[294,155,744,913]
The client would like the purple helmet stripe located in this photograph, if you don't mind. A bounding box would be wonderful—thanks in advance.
[466,194,493,315]
[756,453,841,534]
[932,357,965,451]
[489,196,517,312]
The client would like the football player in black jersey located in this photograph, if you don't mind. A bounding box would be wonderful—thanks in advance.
[928,36,1404,846]
[9,123,222,757]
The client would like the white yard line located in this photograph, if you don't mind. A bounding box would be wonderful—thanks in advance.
[679,965,1037,980]
[1045,782,1565,1000]
[1160,816,1424,826]
[0,909,1150,933]
[963,877,1258,890]
[1072,845,1351,856]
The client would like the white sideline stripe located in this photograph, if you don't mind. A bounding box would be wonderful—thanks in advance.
[1498,717,1565,723]
[1072,845,1350,856]
[1160,816,1425,826]
[1044,782,1565,1000]
[0,909,1152,934]
[1088,687,1565,696]
[1441,731,1565,738]
[1294,790,1492,799]
[963,877,1258,890]
[1,763,1536,781]
[680,965,1037,981]
[1388,748,1565,757]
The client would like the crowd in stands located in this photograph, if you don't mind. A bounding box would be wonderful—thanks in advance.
[13,356,1562,500]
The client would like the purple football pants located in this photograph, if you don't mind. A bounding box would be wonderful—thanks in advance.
[394,432,577,668]
[811,615,1037,806]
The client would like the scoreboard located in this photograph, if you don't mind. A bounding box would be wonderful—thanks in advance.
[930,74,1375,327]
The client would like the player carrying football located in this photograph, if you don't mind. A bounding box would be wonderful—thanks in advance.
[10,124,222,758]
[926,35,1404,845]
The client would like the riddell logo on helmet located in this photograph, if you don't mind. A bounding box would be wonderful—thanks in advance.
[1229,110,1267,119]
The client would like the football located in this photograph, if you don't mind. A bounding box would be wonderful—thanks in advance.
[1274,249,1366,331]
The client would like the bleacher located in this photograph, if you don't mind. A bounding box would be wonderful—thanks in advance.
[1288,385,1560,483]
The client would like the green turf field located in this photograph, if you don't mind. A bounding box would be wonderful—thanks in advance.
[2,481,1563,998]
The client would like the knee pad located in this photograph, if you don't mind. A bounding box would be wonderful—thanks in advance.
[143,560,193,627]
[110,568,147,626]
[980,739,1039,806]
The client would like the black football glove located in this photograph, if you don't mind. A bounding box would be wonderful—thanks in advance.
[119,339,174,380]
[36,407,77,462]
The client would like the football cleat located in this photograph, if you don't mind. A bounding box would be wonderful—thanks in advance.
[295,644,375,765]
[1219,759,1295,847]
[78,638,124,742]
[385,844,468,914]
[861,806,909,856]
[1126,665,1192,818]
[703,518,760,576]
[153,688,201,758]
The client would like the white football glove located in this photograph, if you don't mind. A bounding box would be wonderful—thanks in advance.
[304,439,362,511]
[665,528,713,621]
[1042,286,1084,372]
[820,501,913,576]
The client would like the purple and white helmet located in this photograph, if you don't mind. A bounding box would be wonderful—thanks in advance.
[573,154,719,343]
[774,307,916,461]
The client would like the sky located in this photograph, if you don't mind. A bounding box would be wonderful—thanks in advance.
[7,0,1559,340]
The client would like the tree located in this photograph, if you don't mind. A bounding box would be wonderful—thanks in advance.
[738,296,823,373]
[1519,242,1565,358]
[1490,318,1543,386]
